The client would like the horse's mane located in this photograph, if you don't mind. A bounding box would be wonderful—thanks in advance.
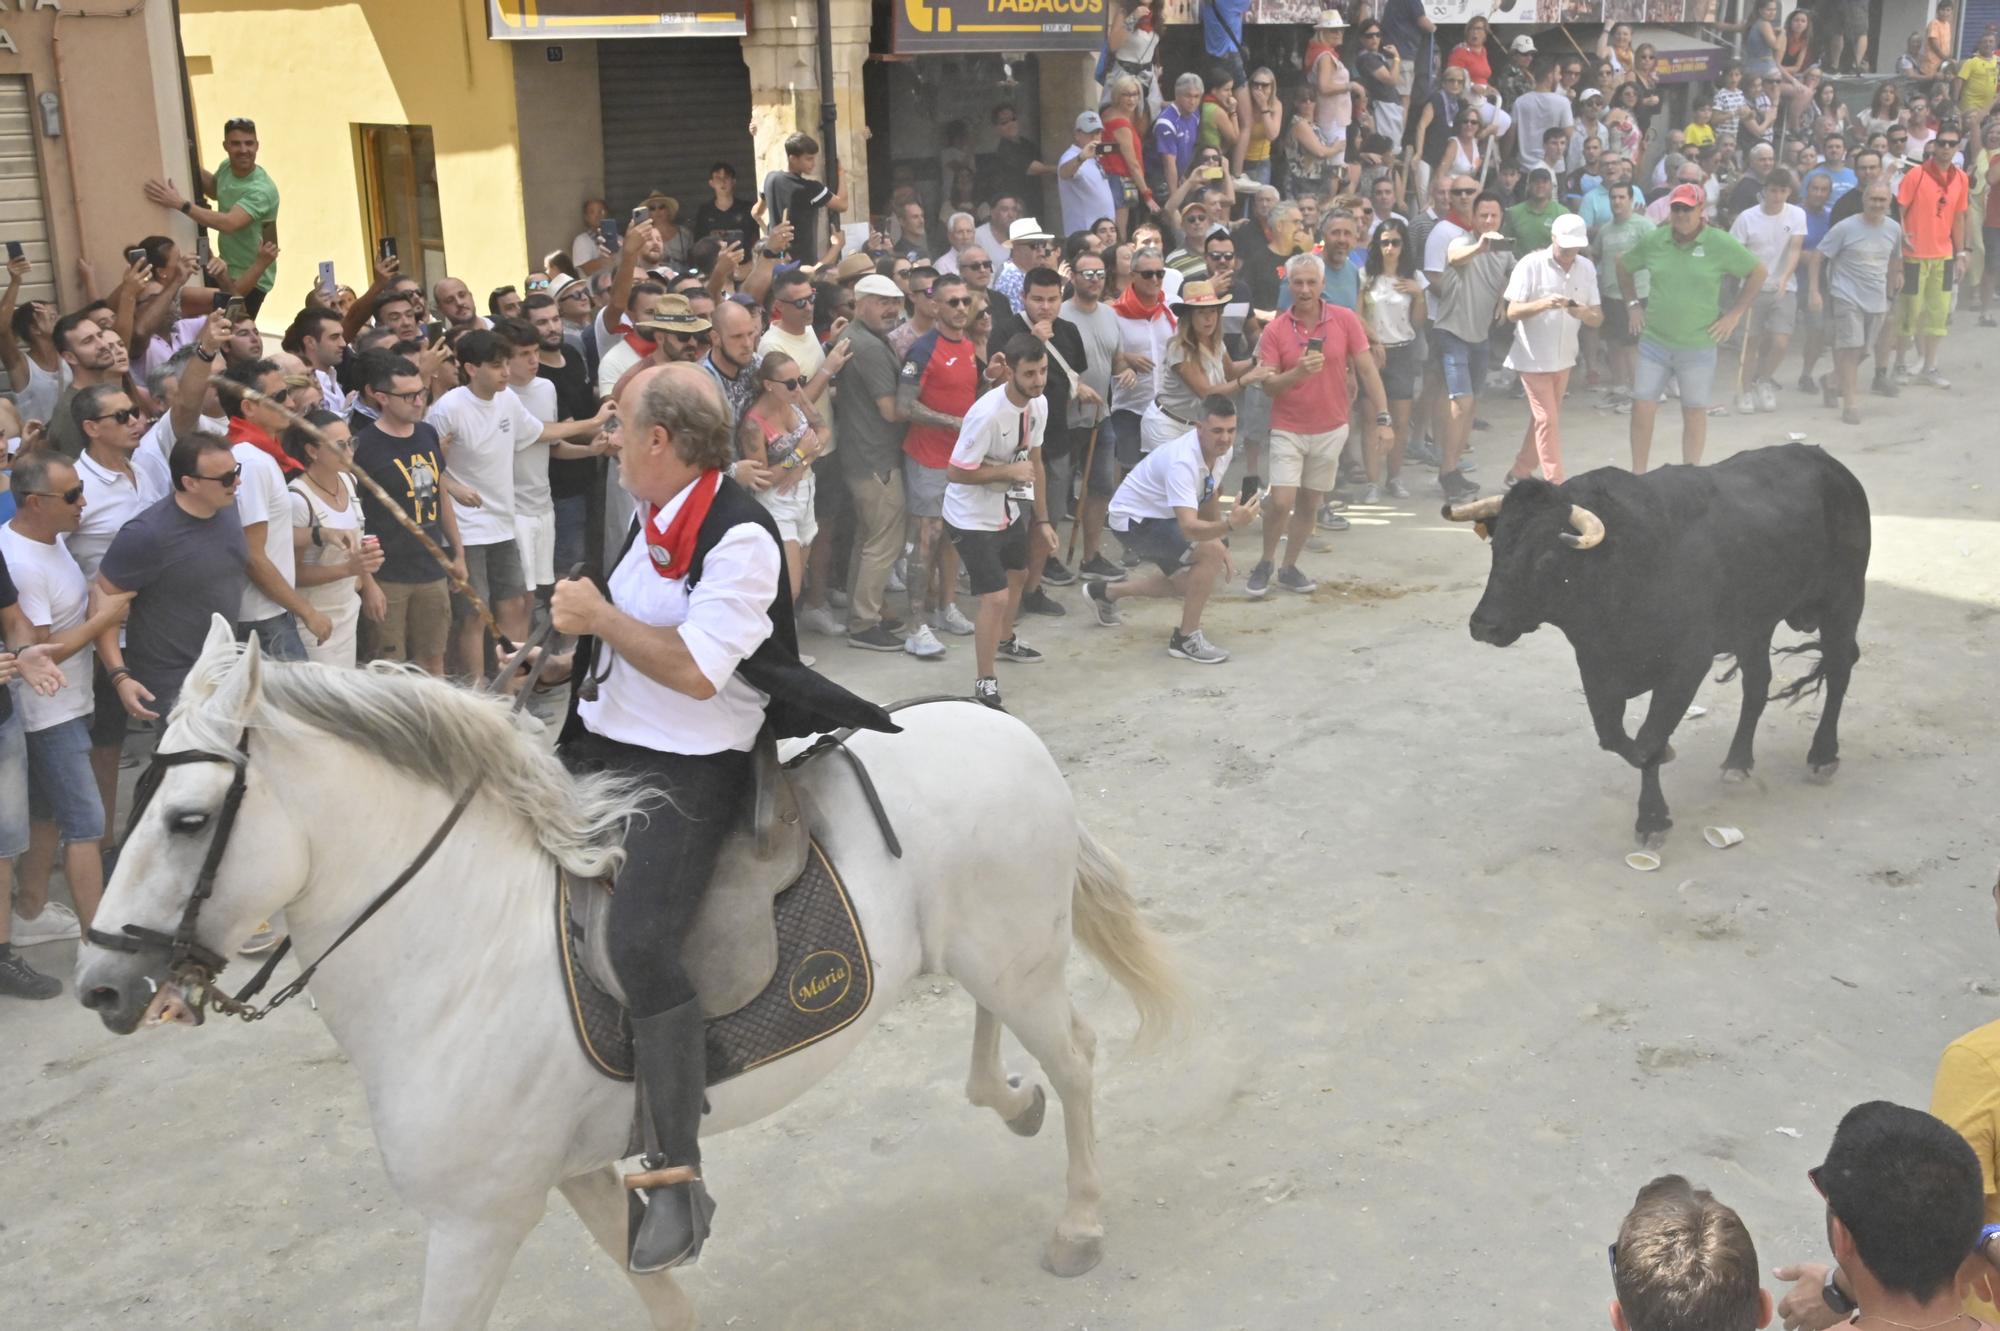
[176,648,657,879]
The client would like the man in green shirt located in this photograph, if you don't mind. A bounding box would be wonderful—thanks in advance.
[143,117,279,315]
[1505,166,1571,253]
[1617,183,1764,472]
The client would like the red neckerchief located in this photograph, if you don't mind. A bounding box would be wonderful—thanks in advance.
[622,325,658,358]
[643,470,722,580]
[1110,284,1176,329]
[227,417,299,476]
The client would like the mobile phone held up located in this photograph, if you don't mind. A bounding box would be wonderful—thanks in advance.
[4,241,22,263]
[125,246,148,268]
[379,236,398,263]
[1305,336,1324,355]
[225,297,247,323]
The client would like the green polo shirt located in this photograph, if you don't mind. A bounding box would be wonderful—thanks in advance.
[214,162,279,295]
[1622,224,1759,350]
[1504,197,1570,253]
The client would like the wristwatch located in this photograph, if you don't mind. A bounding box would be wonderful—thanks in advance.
[1375,411,1392,425]
[1821,1268,1858,1317]
[179,200,193,216]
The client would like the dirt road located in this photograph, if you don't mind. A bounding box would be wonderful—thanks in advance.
[3,356,1997,1329]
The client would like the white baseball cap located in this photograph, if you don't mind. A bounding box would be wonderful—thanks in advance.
[1511,35,1537,53]
[1551,214,1589,249]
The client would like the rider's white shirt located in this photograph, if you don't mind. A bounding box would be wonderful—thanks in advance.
[578,476,780,756]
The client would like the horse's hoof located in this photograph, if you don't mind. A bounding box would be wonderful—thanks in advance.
[1042,1232,1103,1278]
[1721,766,1751,784]
[1005,1080,1047,1138]
[1808,759,1840,784]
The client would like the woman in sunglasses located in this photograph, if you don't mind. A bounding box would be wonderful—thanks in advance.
[737,352,827,617]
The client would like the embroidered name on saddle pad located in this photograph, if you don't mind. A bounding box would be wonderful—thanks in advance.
[557,840,873,1086]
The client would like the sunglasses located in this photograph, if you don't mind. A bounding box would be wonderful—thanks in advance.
[196,464,243,488]
[1251,80,1274,89]
[962,260,993,271]
[1938,140,1962,149]
[915,286,936,297]
[28,484,85,504]
[91,408,138,424]
[664,329,709,344]
[1380,238,1403,247]
[1451,187,1479,195]
[1074,268,1106,279]
[779,295,814,309]
[942,296,973,307]
[1135,268,1165,280]
[1206,250,1236,261]
[771,375,807,391]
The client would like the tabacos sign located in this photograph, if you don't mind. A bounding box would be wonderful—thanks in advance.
[896,0,1107,54]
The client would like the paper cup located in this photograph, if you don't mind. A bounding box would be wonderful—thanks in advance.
[1625,851,1662,872]
[1703,825,1744,850]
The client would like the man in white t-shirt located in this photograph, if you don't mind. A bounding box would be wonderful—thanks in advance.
[1502,213,1600,486]
[496,319,610,597]
[2,450,135,935]
[426,329,544,677]
[1058,112,1118,236]
[1728,166,1808,414]
[1087,396,1261,665]
[218,361,331,660]
[942,333,1052,710]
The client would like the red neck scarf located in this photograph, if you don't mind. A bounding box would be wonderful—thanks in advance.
[622,325,658,358]
[227,417,300,476]
[643,469,723,580]
[1110,284,1176,329]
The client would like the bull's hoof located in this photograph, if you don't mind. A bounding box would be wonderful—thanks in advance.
[1720,766,1752,784]
[1808,759,1841,784]
[1005,1079,1047,1138]
[1042,1232,1103,1278]
[1657,743,1677,765]
[1637,828,1669,852]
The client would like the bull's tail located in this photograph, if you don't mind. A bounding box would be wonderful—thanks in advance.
[1770,639,1830,704]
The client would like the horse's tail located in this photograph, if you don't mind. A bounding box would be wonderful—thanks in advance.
[1071,820,1194,1053]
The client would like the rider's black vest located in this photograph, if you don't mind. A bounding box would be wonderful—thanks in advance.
[563,476,896,744]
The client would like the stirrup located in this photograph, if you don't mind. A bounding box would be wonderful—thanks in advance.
[625,1160,715,1273]
[624,1163,699,1192]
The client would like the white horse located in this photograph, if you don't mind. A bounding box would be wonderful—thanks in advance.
[75,621,1189,1330]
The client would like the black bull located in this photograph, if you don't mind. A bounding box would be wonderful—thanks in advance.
[1446,444,1871,848]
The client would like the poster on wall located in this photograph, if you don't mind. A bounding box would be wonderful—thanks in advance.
[894,0,1108,53]
[1249,0,1324,22]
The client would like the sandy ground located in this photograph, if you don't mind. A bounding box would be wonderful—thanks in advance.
[3,337,1998,1330]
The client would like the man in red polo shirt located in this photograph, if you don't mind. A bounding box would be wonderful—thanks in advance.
[1247,252,1392,597]
[897,272,980,658]
[1890,127,1970,389]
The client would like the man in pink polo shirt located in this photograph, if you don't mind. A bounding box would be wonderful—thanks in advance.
[1247,251,1393,596]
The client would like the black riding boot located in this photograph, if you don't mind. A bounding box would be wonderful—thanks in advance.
[626,998,715,1273]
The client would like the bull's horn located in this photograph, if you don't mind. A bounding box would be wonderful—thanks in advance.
[1562,504,1606,550]
[1441,496,1505,522]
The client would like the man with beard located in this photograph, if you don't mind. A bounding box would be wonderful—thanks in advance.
[988,266,1092,612]
[898,273,980,658]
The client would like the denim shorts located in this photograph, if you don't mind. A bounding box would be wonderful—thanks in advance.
[27,716,105,842]
[1632,338,1719,408]
[238,613,307,663]
[1432,328,1489,400]
[0,707,29,860]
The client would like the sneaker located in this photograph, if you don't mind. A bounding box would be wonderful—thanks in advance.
[9,901,79,947]
[1357,483,1381,505]
[1871,371,1900,398]
[0,947,61,1000]
[1079,553,1127,582]
[903,624,947,659]
[880,615,904,634]
[973,676,1003,709]
[1438,469,1480,500]
[1407,438,1442,467]
[1755,380,1778,413]
[996,636,1043,664]
[1384,476,1411,499]
[1246,560,1274,597]
[1917,367,1951,389]
[240,921,280,956]
[795,604,846,637]
[1892,364,1911,385]
[1316,504,1350,531]
[1821,373,1839,409]
[1612,399,1631,414]
[1039,555,1076,587]
[1275,565,1317,594]
[887,559,907,594]
[1119,548,1142,568]
[1797,370,1819,393]
[1457,454,1478,473]
[826,588,851,609]
[1167,628,1230,663]
[847,625,904,652]
[1736,391,1757,415]
[1085,579,1123,626]
[932,603,975,637]
[1841,407,1862,425]
[1019,587,1066,617]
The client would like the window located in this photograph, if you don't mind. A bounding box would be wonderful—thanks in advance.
[357,125,445,297]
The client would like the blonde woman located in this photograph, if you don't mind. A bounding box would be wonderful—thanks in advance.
[1139,280,1271,455]
[737,352,826,606]
[1101,72,1151,232]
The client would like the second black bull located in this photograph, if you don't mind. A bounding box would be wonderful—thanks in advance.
[1445,444,1871,848]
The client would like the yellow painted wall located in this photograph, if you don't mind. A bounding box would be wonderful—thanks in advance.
[178,0,526,325]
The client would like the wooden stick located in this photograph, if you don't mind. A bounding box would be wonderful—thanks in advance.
[237,387,501,641]
[1066,419,1103,565]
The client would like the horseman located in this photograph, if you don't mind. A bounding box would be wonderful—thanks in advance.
[541,361,893,1273]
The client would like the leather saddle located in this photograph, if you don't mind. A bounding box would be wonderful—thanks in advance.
[570,729,809,1019]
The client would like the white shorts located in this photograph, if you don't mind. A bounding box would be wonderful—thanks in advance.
[1268,425,1349,493]
[1139,402,1191,455]
[513,507,556,589]
[756,467,819,546]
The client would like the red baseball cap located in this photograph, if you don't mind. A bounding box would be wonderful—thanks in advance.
[1668,183,1706,210]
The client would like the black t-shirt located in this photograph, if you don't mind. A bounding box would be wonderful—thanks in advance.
[762,171,832,263]
[985,309,1088,460]
[1234,218,1285,312]
[352,420,449,584]
[1829,185,1900,226]
[537,346,599,500]
[0,551,15,724]
[97,497,249,710]
[981,138,1041,210]
[692,199,760,248]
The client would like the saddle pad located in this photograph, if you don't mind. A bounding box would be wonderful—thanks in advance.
[556,839,874,1086]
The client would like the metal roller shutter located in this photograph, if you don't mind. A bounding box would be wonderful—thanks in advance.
[598,38,755,217]
[0,77,56,314]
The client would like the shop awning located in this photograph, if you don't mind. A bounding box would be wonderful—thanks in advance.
[486,0,747,40]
